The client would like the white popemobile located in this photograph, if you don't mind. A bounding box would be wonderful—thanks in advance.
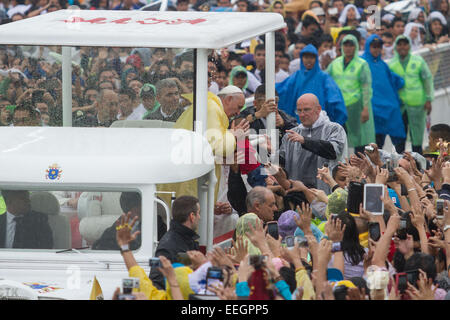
[0,10,285,299]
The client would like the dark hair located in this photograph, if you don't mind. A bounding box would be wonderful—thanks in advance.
[234,71,247,78]
[254,44,266,54]
[275,43,285,53]
[337,29,361,43]
[120,192,141,213]
[302,15,320,29]
[14,100,38,118]
[309,0,323,7]
[381,31,394,39]
[254,84,279,97]
[350,277,370,294]
[119,87,136,101]
[179,69,194,81]
[279,266,297,293]
[174,51,194,69]
[319,34,334,46]
[331,164,341,179]
[283,191,308,211]
[337,211,366,266]
[295,35,313,45]
[430,123,450,141]
[228,52,243,66]
[392,17,405,26]
[1,190,28,205]
[172,196,199,224]
[404,253,437,281]
[381,20,392,29]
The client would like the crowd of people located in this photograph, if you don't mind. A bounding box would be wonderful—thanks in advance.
[0,0,448,154]
[0,0,449,301]
[114,134,450,300]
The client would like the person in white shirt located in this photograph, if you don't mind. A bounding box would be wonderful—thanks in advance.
[275,45,289,83]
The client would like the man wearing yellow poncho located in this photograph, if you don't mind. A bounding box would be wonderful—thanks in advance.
[157,86,247,206]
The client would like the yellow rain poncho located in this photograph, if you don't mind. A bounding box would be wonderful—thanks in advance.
[157,92,236,205]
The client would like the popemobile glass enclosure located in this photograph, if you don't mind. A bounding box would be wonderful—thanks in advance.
[0,9,285,299]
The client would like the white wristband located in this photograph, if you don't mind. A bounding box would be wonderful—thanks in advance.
[444,225,450,232]
[120,244,130,252]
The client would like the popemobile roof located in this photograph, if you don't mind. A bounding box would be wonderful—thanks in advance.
[0,127,215,188]
[0,9,286,49]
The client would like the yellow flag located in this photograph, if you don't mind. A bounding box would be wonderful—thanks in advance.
[90,276,104,300]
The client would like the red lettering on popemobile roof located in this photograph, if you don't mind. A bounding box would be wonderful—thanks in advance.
[61,17,207,25]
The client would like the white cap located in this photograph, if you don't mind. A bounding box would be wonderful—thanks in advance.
[217,85,244,96]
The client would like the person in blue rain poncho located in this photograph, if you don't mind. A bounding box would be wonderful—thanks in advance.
[360,34,406,153]
[276,44,348,126]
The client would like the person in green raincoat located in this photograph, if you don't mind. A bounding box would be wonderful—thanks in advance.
[388,35,434,154]
[140,83,161,120]
[229,65,254,98]
[326,34,376,154]
[0,196,6,215]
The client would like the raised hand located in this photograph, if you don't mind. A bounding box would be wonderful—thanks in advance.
[115,212,140,247]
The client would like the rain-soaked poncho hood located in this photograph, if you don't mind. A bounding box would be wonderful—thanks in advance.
[339,4,361,26]
[268,0,285,17]
[393,35,412,60]
[404,22,425,51]
[341,34,359,58]
[362,34,384,60]
[325,187,348,219]
[229,65,249,91]
[276,44,347,125]
[235,213,262,255]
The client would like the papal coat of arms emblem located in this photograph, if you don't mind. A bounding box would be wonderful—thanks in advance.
[45,164,62,180]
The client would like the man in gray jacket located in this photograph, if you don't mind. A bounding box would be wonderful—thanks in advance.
[278,93,348,194]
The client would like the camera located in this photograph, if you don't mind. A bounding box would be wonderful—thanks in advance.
[118,277,140,300]
[396,211,410,240]
[365,145,374,153]
[266,221,279,240]
[149,257,161,268]
[368,222,381,241]
[395,269,419,294]
[436,199,444,219]
[206,267,224,280]
[285,235,295,248]
[347,181,364,214]
[385,159,398,183]
[295,235,308,247]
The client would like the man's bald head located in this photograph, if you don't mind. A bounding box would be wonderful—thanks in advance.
[296,93,321,127]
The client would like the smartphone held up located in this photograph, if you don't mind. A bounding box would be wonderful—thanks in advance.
[364,183,384,215]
